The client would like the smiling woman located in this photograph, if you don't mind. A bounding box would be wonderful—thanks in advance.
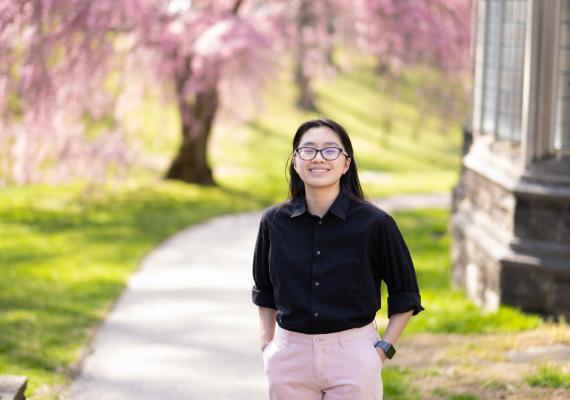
[293,128,351,195]
[251,118,425,400]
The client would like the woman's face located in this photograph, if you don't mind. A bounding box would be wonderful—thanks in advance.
[293,126,351,191]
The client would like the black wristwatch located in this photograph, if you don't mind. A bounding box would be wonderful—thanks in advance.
[374,340,396,359]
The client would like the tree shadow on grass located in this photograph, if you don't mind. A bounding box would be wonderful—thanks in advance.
[317,89,459,171]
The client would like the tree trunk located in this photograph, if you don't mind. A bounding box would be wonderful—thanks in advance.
[165,84,218,185]
[164,1,242,185]
[324,0,339,73]
[294,0,318,112]
[294,59,317,112]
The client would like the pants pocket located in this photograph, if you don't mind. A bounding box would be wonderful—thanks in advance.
[262,337,288,370]
[366,335,383,369]
[262,339,275,355]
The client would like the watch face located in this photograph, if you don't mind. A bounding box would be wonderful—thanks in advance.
[385,344,396,358]
[375,340,396,359]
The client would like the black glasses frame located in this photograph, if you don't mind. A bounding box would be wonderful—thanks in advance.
[294,146,349,161]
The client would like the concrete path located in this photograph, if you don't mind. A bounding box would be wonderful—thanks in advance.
[67,193,450,400]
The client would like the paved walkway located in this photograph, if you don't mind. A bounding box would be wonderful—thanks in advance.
[67,193,450,400]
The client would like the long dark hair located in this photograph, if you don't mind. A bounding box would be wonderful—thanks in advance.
[286,118,365,202]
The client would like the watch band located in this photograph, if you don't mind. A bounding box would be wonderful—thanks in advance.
[374,339,396,359]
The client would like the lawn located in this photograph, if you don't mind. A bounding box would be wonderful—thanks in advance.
[0,61,558,399]
[209,62,466,202]
[0,182,265,397]
[378,209,554,399]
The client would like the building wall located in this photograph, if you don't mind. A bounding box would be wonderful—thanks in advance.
[452,0,570,319]
[451,129,570,318]
[452,171,570,318]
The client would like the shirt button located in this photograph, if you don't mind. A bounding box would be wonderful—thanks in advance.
[315,250,321,256]
[318,219,322,224]
[314,312,319,317]
[315,281,320,287]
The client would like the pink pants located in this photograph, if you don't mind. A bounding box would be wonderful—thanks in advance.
[262,321,383,400]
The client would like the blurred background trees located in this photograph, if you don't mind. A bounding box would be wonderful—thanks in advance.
[0,0,471,186]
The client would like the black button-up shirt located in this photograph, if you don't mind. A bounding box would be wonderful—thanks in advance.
[251,190,425,334]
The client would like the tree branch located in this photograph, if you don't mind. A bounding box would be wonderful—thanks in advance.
[231,0,244,15]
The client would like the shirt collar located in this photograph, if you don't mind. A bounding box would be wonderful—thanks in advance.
[290,190,350,221]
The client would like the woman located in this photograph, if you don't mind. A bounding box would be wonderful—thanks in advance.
[252,118,424,400]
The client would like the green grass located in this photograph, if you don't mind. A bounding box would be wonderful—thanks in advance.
[0,61,543,399]
[381,208,542,334]
[0,193,543,398]
[525,364,570,389]
[383,366,421,399]
[208,62,465,202]
[376,208,542,399]
[432,388,481,400]
[483,378,508,391]
[0,181,266,396]
[122,58,466,201]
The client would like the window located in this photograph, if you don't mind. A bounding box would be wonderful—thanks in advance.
[555,0,570,150]
[481,0,501,134]
[496,0,526,141]
[472,0,487,129]
[474,0,528,142]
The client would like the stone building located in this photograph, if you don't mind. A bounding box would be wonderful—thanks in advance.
[451,0,570,318]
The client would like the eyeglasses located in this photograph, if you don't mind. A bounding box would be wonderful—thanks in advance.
[295,147,349,161]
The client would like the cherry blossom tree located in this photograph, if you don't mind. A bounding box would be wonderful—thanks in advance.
[0,0,471,186]
[0,0,282,185]
[0,0,135,185]
[351,0,472,74]
[142,0,280,184]
[285,0,471,112]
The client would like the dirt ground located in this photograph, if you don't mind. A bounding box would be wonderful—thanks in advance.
[390,324,570,399]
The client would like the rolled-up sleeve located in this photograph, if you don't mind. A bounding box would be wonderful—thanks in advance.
[376,215,425,318]
[252,214,276,309]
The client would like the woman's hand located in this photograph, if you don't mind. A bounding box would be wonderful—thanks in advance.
[375,347,389,364]
[376,310,414,364]
[259,307,277,353]
[261,340,272,352]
